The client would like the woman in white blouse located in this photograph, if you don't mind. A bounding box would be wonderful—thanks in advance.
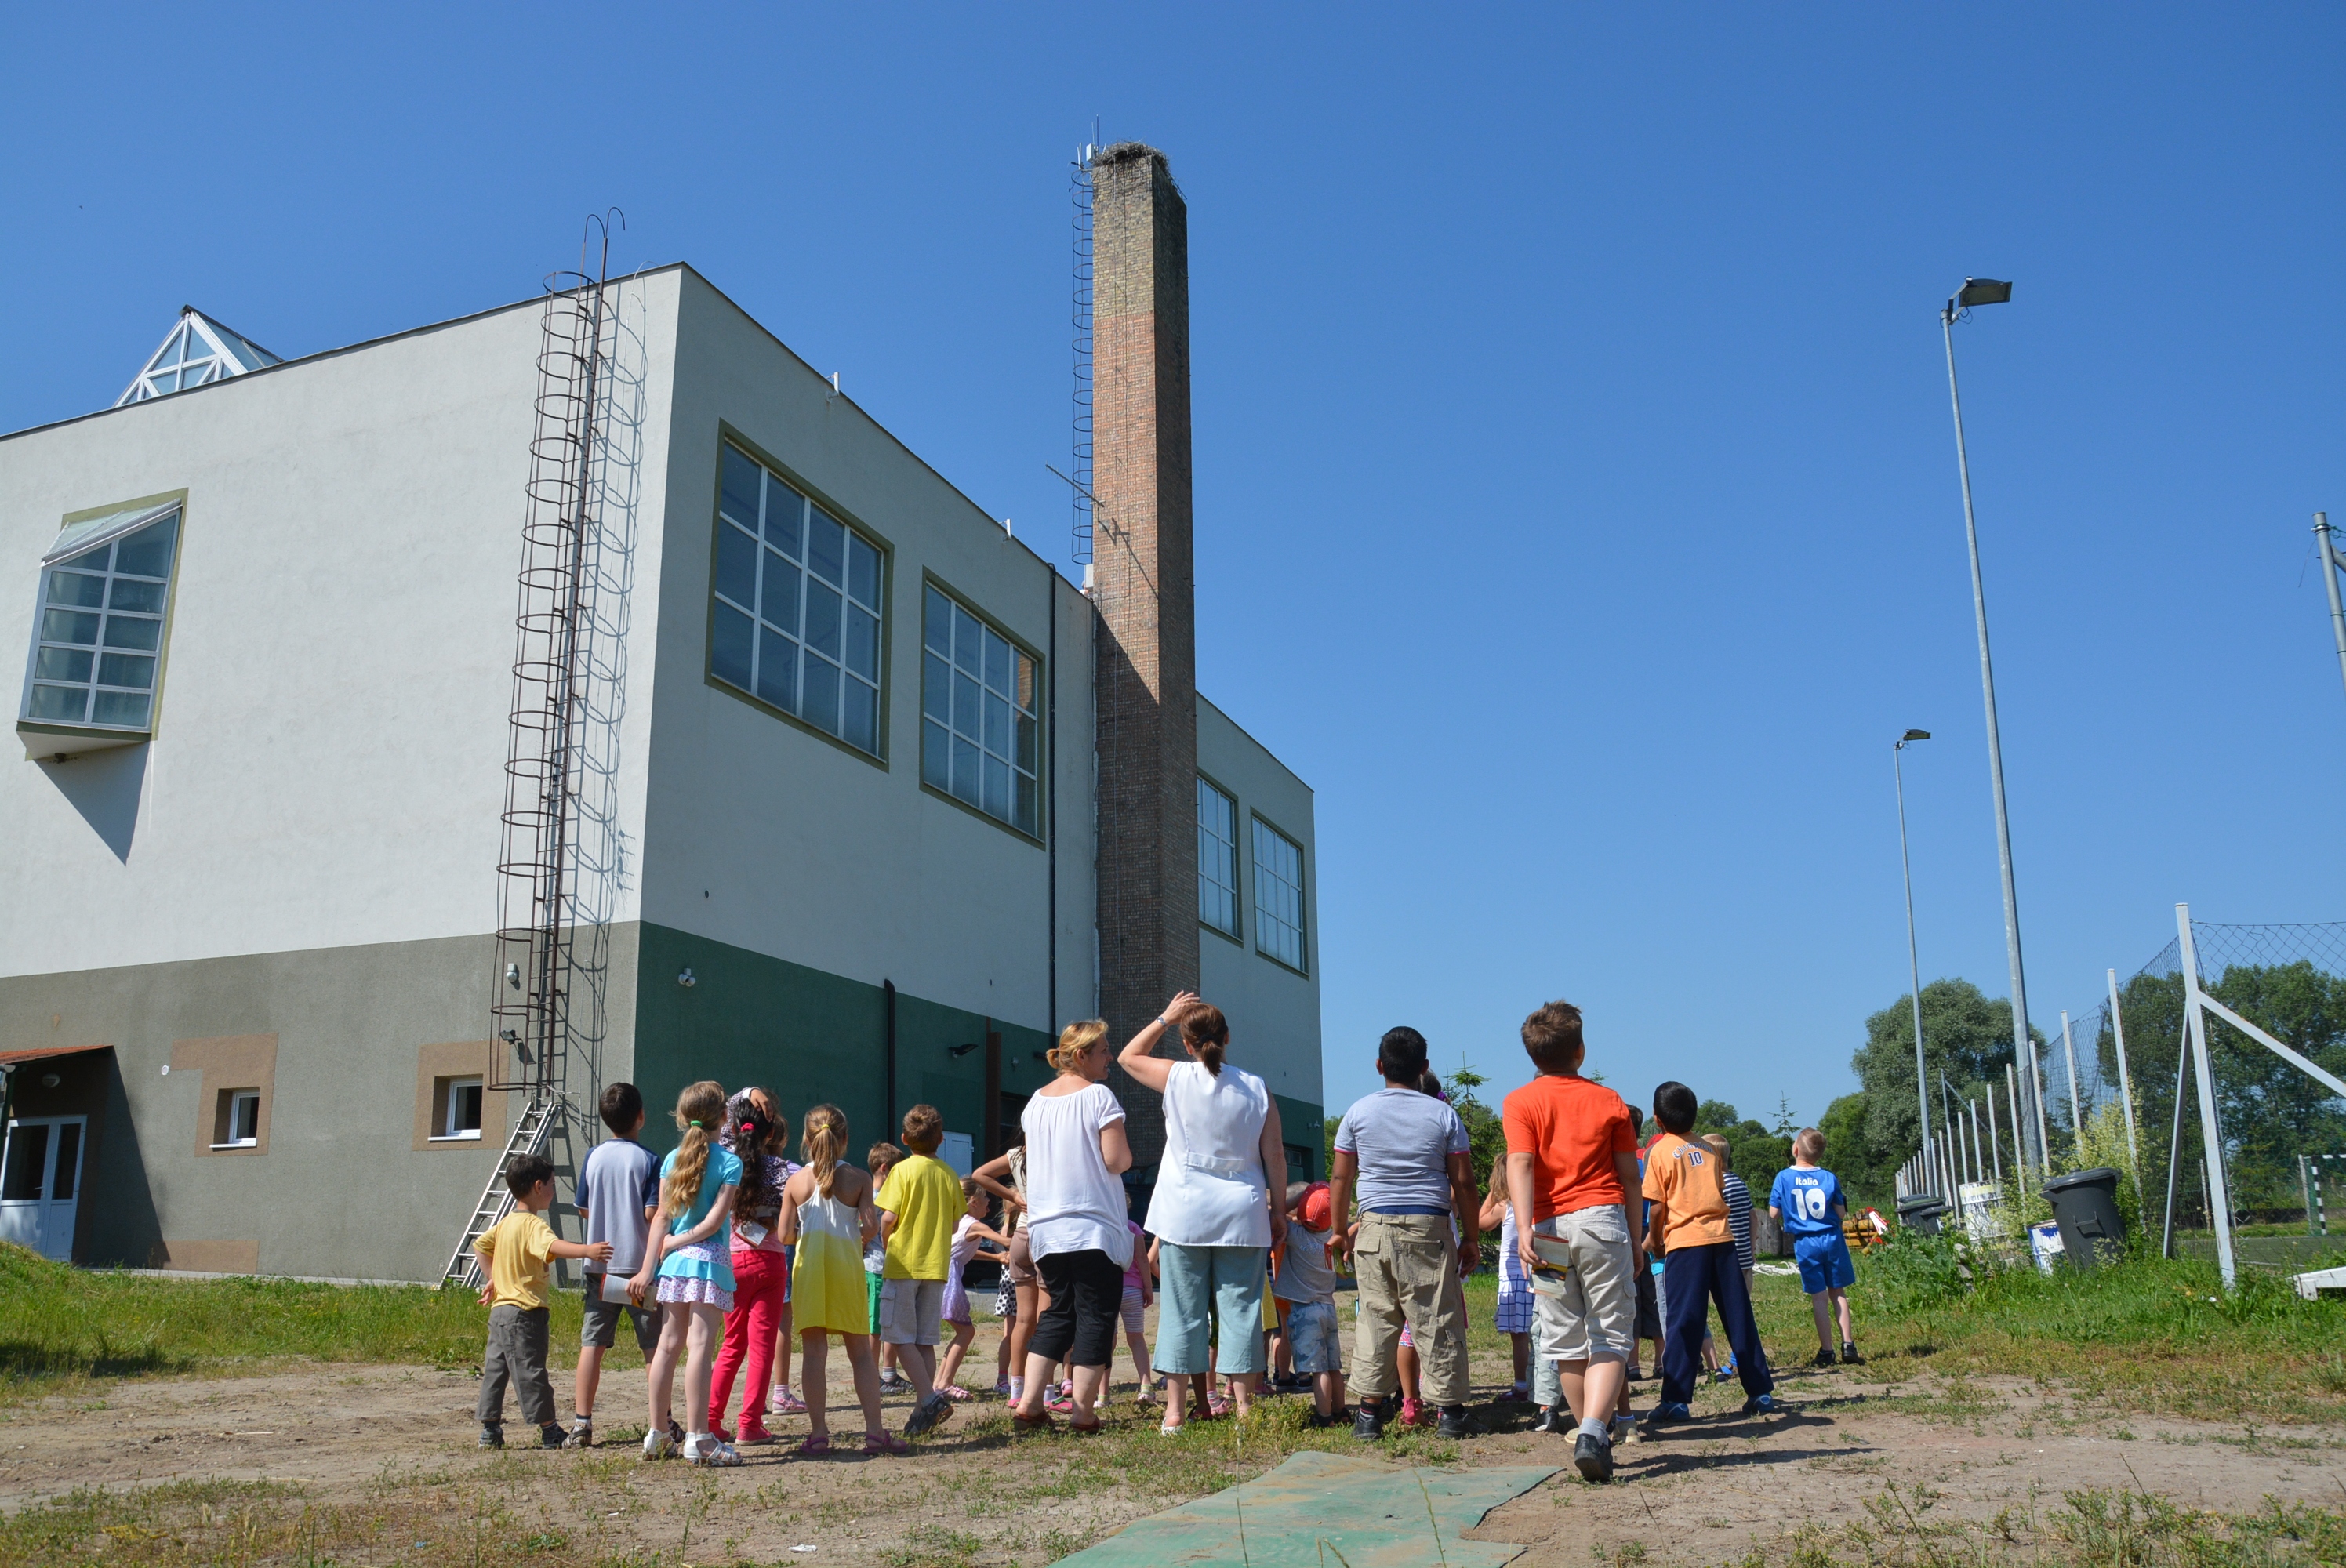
[1009,1019,1134,1433]
[1117,992,1287,1431]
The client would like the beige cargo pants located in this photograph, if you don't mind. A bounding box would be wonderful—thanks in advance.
[1348,1211,1469,1406]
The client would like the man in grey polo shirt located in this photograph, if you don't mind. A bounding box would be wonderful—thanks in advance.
[1329,1026,1482,1440]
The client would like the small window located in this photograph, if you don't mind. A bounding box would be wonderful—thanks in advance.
[437,1077,485,1141]
[709,445,883,755]
[212,1089,260,1149]
[23,510,180,735]
[1251,816,1307,973]
[921,584,1041,836]
[1284,1142,1313,1182]
[1197,777,1240,938]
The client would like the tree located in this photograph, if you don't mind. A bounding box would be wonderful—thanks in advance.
[1691,1099,1792,1198]
[1851,978,2038,1188]
[1817,1093,1885,1209]
[1444,1061,1508,1196]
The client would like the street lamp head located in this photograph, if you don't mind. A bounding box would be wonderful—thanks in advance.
[1945,278,2013,322]
[1902,728,1932,742]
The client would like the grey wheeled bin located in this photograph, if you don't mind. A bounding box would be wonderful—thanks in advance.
[1895,1196,1947,1236]
[2043,1167,2127,1269]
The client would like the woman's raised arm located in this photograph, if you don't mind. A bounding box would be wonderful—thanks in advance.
[1116,991,1200,1094]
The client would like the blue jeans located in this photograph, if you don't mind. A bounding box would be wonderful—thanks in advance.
[1153,1242,1267,1376]
[1661,1242,1772,1405]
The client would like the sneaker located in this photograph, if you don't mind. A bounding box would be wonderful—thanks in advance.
[687,1435,743,1467]
[1573,1430,1615,1483]
[1352,1401,1388,1440]
[641,1426,677,1461]
[879,1370,910,1392]
[538,1424,568,1450]
[1532,1406,1572,1436]
[1840,1343,1864,1365]
[1720,1353,1738,1377]
[1644,1402,1691,1428]
[478,1423,504,1450]
[903,1392,954,1439]
[769,1387,807,1416]
[1742,1392,1780,1417]
[710,1421,735,1443]
[1435,1405,1478,1440]
[1811,1348,1839,1369]
[1306,1407,1351,1429]
[1712,1367,1734,1384]
[1611,1414,1641,1445]
[736,1419,777,1446]
[561,1419,594,1450]
[1398,1396,1426,1428]
[1508,1380,1531,1402]
[993,1379,1012,1396]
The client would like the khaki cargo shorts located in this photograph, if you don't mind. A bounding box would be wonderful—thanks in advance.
[1530,1204,1636,1363]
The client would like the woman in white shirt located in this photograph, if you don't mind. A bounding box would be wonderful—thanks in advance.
[1009,1019,1134,1433]
[1117,992,1287,1431]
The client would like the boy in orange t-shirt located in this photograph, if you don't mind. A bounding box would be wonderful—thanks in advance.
[1640,1081,1774,1422]
[1502,1000,1641,1483]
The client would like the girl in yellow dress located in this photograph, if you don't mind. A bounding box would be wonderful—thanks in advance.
[778,1104,902,1455]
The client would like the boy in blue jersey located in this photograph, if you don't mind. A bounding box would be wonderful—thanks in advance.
[1768,1127,1860,1367]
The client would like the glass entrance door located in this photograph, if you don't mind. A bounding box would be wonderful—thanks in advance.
[0,1116,85,1261]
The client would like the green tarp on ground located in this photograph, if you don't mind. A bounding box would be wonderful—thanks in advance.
[1055,1450,1560,1566]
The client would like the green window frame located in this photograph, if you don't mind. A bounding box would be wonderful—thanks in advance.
[1198,775,1240,940]
[1251,815,1308,974]
[921,582,1040,837]
[709,442,884,757]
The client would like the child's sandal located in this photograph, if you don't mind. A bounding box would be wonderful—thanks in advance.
[794,1433,833,1458]
[862,1431,911,1456]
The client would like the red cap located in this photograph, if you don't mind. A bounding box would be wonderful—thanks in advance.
[1299,1182,1332,1232]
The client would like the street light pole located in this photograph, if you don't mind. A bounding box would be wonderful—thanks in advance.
[2315,513,2346,706]
[1894,728,1935,1193]
[1941,278,2042,1167]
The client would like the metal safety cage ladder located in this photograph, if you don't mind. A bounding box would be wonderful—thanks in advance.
[444,223,620,1289]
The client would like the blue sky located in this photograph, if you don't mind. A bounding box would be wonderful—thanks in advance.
[8,7,2341,1128]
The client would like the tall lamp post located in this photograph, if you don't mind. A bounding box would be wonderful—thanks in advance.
[1941,277,2046,1168]
[1894,728,1934,1194]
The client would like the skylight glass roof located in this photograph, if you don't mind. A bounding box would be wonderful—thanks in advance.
[116,308,283,407]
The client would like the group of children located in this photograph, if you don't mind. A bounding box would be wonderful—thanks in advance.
[470,1052,1868,1468]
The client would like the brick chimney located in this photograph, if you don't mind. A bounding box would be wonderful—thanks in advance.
[1089,142,1197,1169]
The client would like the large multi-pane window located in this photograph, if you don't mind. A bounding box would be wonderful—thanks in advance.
[710,445,883,756]
[1197,777,1240,938]
[921,584,1040,836]
[23,508,180,732]
[1251,817,1307,971]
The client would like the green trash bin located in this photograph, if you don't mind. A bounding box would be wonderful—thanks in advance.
[2043,1167,2126,1269]
[1896,1195,1946,1236]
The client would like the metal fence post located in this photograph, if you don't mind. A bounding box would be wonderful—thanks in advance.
[2176,904,2237,1289]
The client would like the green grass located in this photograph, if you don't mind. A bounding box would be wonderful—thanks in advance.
[1748,1236,2346,1422]
[1750,1483,2346,1567]
[0,1243,635,1397]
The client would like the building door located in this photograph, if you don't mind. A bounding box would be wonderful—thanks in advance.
[0,1116,85,1261]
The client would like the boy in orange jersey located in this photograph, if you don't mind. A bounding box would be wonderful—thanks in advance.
[1640,1081,1774,1424]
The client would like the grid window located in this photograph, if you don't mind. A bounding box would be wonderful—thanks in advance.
[710,444,883,755]
[1251,818,1307,971]
[23,511,179,732]
[1197,777,1240,938]
[921,584,1040,835]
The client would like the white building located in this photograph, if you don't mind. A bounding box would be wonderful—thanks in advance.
[0,147,1322,1280]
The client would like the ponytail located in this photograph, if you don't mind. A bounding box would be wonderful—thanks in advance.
[801,1103,849,1198]
[663,1080,728,1214]
[1182,1004,1231,1077]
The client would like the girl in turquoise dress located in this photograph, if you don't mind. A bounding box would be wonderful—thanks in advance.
[627,1080,741,1465]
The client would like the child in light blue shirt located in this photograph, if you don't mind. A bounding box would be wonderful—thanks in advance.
[1767,1127,1859,1367]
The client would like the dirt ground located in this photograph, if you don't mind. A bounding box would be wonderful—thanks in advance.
[2,1323,2340,1565]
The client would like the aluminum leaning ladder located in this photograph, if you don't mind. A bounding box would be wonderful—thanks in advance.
[441,1095,561,1289]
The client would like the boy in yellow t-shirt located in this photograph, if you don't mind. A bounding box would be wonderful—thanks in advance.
[474,1152,612,1448]
[876,1104,969,1438]
[1639,1083,1774,1424]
